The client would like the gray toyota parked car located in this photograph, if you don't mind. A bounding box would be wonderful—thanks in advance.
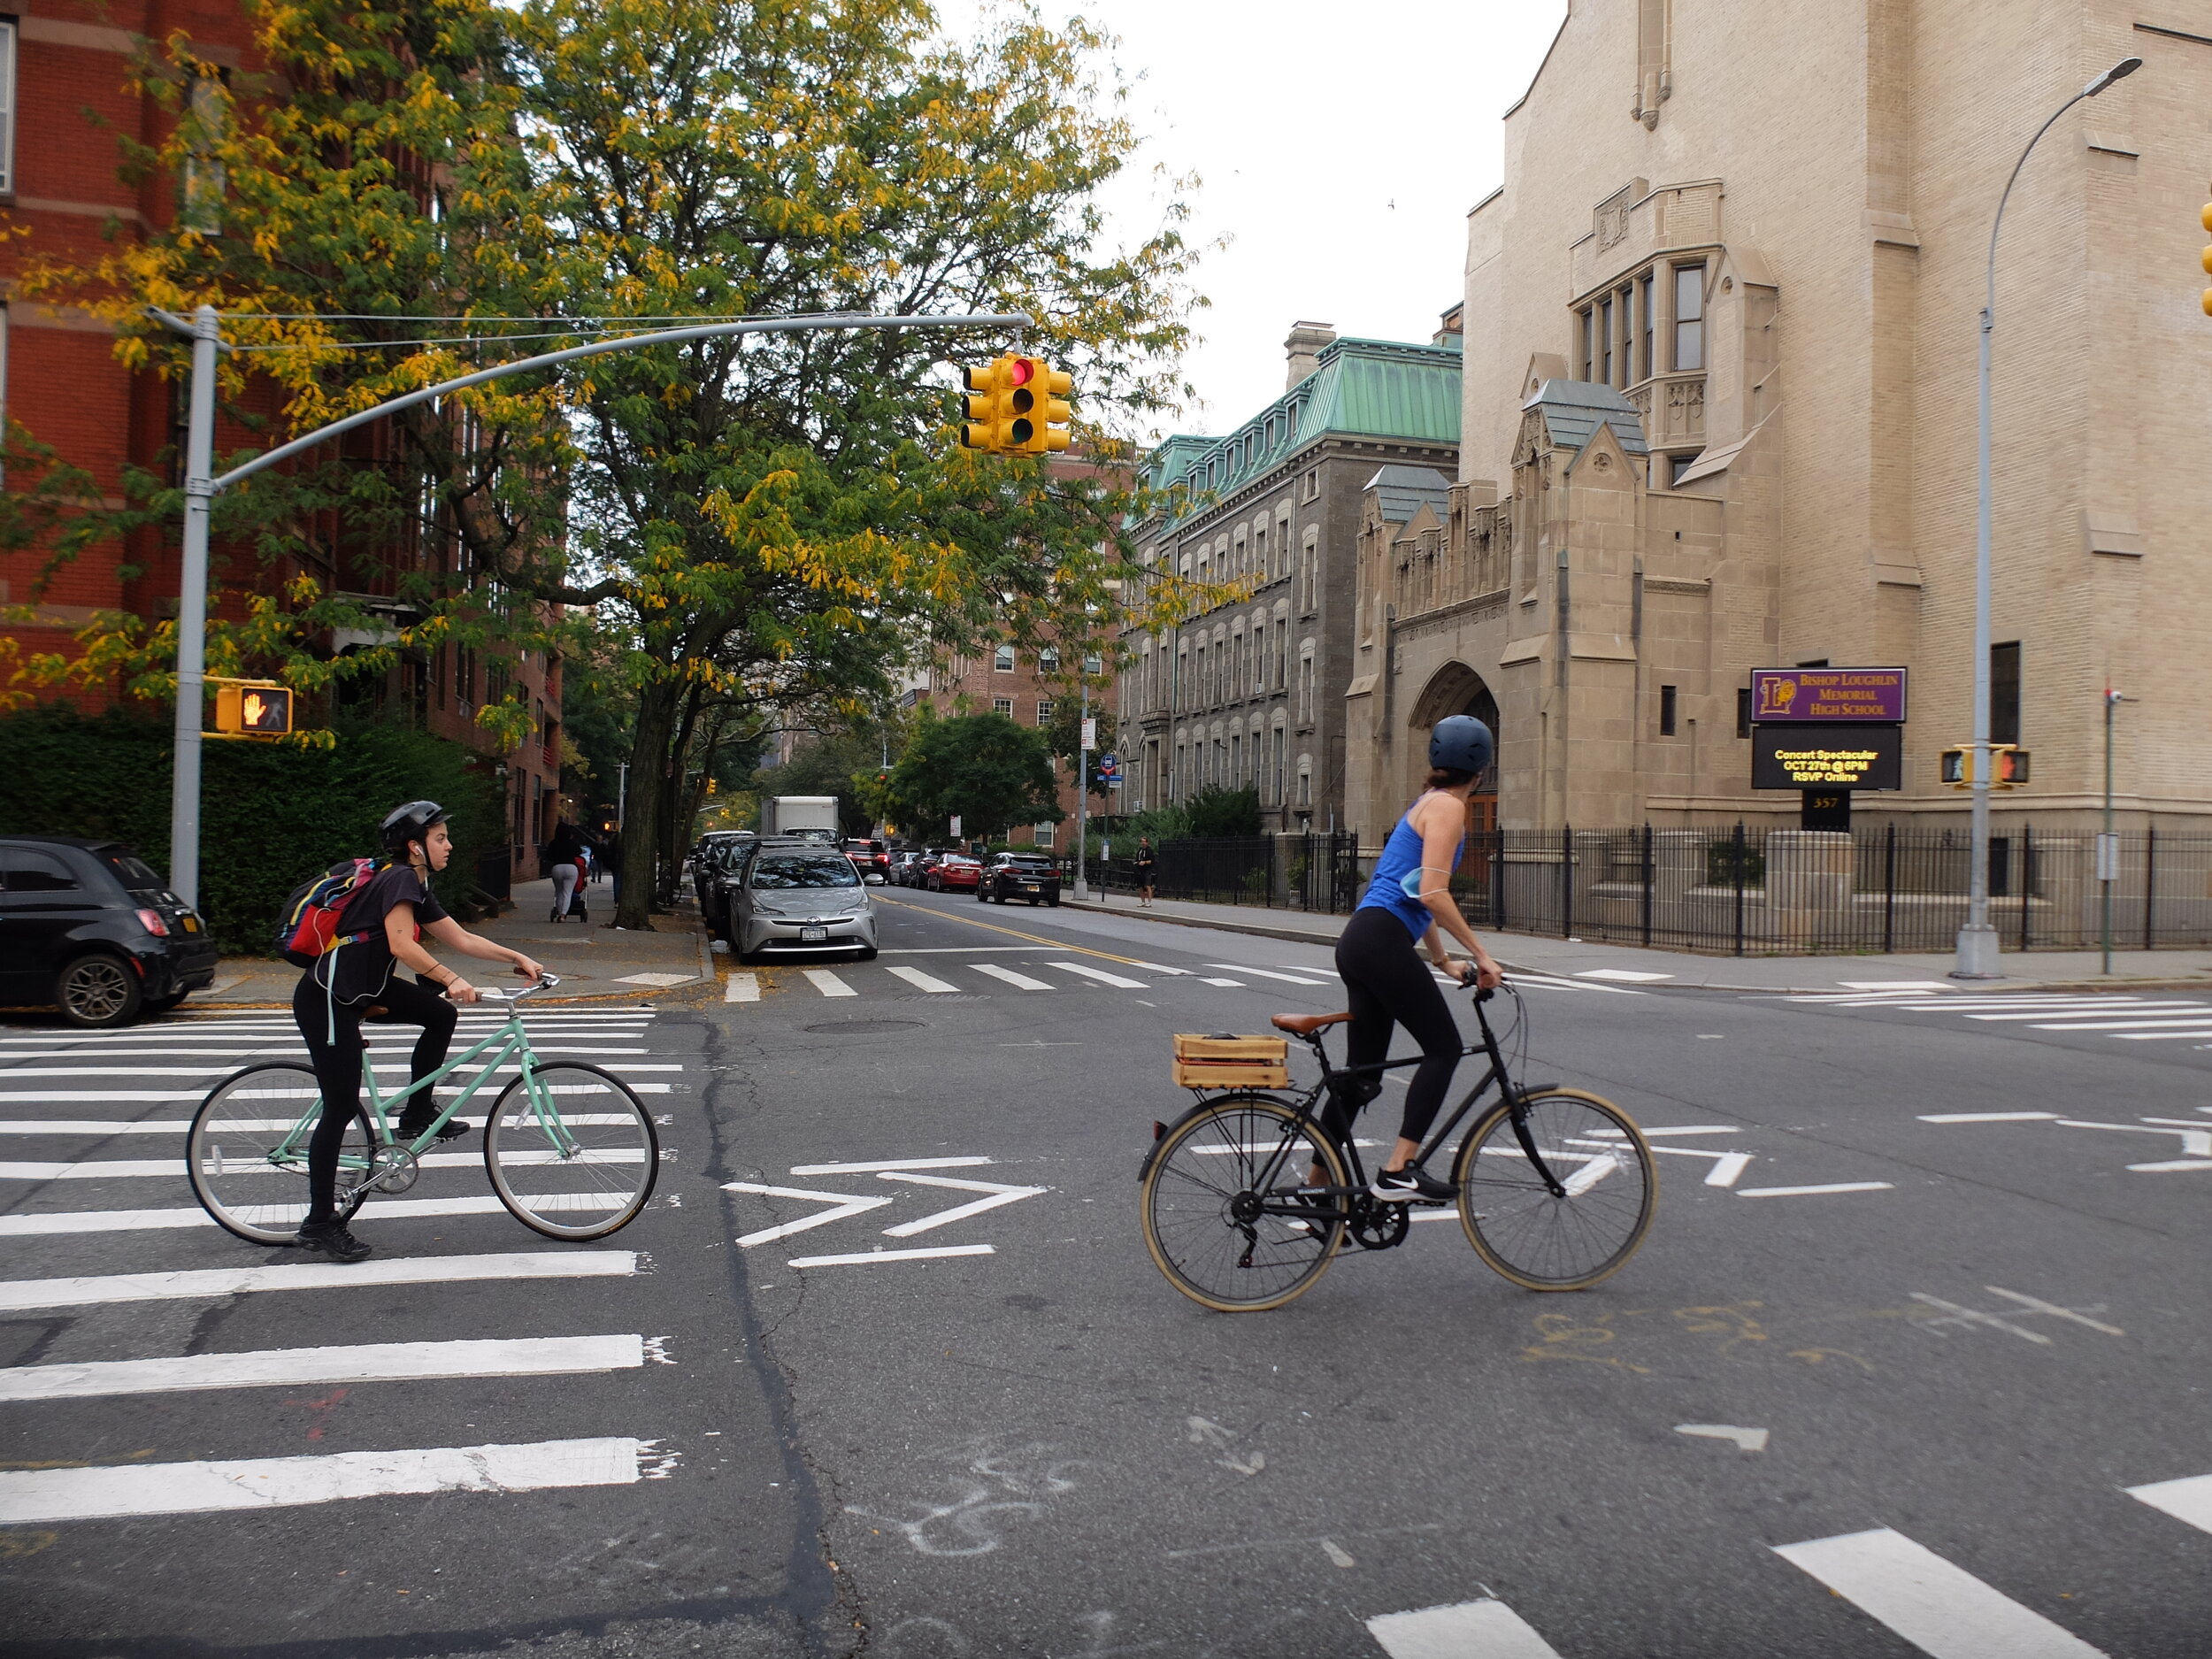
[726,838,879,964]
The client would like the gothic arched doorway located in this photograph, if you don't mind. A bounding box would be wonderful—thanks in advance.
[1409,664,1501,876]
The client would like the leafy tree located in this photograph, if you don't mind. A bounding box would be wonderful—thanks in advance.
[10,0,568,742]
[497,0,1204,923]
[886,713,1059,841]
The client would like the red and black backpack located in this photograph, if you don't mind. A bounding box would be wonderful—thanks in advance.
[274,858,388,968]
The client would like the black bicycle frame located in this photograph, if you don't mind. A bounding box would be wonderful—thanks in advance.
[1251,987,1570,1210]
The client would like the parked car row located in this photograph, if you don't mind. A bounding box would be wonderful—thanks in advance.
[978,851,1061,907]
[0,835,219,1027]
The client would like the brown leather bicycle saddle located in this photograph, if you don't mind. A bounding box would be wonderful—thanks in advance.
[1271,1011,1351,1035]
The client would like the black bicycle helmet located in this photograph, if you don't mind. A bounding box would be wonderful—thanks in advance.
[380,799,450,856]
[1429,715,1495,778]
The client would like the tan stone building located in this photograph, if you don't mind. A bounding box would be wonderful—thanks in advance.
[1348,1,2212,843]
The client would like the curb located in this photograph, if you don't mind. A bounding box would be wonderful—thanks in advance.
[1055,895,1342,949]
[1052,898,2212,998]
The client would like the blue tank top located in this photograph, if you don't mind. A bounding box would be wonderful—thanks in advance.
[1357,796,1461,939]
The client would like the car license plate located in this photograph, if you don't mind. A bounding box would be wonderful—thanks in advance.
[1023,883,1039,890]
[802,925,827,942]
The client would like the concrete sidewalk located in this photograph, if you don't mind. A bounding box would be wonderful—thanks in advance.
[189,876,712,1007]
[1058,889,2212,994]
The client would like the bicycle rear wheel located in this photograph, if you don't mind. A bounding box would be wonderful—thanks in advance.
[1141,1093,1348,1312]
[1451,1087,1655,1290]
[482,1062,658,1240]
[187,1063,372,1244]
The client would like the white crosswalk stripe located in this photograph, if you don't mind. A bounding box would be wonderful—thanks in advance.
[0,1010,683,1525]
[1771,1526,2108,1656]
[884,965,960,994]
[1777,988,2212,1048]
[1048,961,1150,988]
[971,964,1055,992]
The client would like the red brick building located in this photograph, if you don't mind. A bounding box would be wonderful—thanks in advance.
[0,1,563,881]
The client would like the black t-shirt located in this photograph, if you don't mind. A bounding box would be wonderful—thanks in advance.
[312,864,449,1002]
[1134,849,1156,873]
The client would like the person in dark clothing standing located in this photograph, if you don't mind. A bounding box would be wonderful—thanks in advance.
[545,818,586,922]
[290,801,545,1263]
[1134,838,1156,908]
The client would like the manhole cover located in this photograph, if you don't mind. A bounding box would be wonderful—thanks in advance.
[800,1018,926,1035]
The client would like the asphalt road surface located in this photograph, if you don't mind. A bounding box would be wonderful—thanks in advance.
[4,889,2208,1658]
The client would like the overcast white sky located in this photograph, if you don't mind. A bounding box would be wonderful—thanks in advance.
[946,1,1571,438]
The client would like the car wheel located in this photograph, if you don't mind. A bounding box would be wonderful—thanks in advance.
[1028,898,1040,906]
[856,946,879,962]
[1047,895,1060,907]
[57,953,142,1028]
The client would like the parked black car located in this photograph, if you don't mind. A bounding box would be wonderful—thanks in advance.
[0,836,219,1026]
[979,851,1062,907]
[698,835,761,940]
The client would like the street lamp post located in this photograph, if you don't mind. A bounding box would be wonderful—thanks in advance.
[2100,687,2126,976]
[150,308,1027,908]
[1955,54,2140,979]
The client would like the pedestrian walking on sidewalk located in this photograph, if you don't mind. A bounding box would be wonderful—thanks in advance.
[545,818,585,922]
[1135,838,1156,908]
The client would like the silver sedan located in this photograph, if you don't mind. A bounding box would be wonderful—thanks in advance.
[732,844,879,964]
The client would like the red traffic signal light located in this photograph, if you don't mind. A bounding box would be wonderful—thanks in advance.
[958,355,1073,454]
[213,680,292,740]
[2200,202,2212,316]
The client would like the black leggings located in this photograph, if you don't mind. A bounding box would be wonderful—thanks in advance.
[1325,907,1464,1148]
[291,971,457,1222]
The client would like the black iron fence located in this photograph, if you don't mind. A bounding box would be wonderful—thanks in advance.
[1447,825,2212,956]
[1079,831,1363,913]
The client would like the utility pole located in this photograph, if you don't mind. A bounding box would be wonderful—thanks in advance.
[151,308,1028,908]
[1955,55,2140,979]
[2100,687,2125,975]
[165,305,221,909]
[1074,674,1091,900]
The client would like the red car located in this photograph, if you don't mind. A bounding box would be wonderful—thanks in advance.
[926,854,981,892]
[842,838,891,885]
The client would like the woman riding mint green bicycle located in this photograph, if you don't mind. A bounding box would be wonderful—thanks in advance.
[187,801,658,1258]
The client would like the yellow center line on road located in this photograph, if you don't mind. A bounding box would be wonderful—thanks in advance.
[872,894,1164,971]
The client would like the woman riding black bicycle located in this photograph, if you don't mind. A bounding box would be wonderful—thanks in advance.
[1324,716,1505,1202]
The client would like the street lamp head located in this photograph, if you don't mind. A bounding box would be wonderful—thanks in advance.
[2085,56,2142,96]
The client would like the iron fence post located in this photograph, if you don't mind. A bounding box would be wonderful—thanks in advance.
[2144,827,2156,950]
[1883,822,1897,955]
[2019,823,2032,949]
[1640,823,1654,949]
[1732,821,1747,957]
[1562,826,1574,940]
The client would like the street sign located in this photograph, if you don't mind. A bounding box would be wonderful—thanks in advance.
[1752,725,1903,790]
[1097,750,1118,771]
[1751,666,1908,724]
[949,815,962,837]
[1080,718,1096,750]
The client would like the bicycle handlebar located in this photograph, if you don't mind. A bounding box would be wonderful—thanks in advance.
[475,972,562,1003]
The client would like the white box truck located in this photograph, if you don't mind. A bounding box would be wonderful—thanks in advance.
[762,795,840,839]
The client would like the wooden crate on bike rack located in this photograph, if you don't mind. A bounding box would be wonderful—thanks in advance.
[1171,1032,1290,1090]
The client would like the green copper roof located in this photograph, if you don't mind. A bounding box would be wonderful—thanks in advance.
[1146,335,1461,507]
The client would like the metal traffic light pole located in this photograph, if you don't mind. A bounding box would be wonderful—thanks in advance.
[150,307,1029,908]
[1955,55,2139,980]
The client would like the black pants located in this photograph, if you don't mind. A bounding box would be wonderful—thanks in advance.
[291,971,457,1222]
[1325,907,1463,1148]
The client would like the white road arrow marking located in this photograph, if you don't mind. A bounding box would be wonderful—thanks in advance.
[1571,1134,1750,1187]
[1675,1424,1769,1452]
[723,1182,894,1248]
[2055,1119,2212,1158]
[878,1171,1048,1237]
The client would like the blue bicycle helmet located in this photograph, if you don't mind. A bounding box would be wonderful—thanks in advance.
[1429,715,1494,778]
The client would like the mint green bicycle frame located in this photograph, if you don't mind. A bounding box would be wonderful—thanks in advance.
[275,983,580,1177]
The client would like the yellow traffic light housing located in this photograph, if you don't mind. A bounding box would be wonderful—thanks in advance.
[210,679,293,741]
[1940,744,2030,789]
[959,354,1074,455]
[2200,202,2212,317]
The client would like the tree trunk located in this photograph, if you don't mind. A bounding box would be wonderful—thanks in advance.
[616,681,680,930]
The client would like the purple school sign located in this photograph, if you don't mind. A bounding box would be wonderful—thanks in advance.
[1751,666,1908,724]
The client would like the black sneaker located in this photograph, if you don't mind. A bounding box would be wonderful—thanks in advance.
[397,1110,469,1143]
[293,1218,372,1262]
[1371,1165,1456,1205]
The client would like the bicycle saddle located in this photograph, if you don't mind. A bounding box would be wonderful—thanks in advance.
[1271,1011,1351,1034]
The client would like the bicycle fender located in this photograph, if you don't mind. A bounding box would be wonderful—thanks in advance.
[1137,1092,1300,1184]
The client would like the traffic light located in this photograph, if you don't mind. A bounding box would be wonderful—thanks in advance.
[1010,356,1072,455]
[211,680,292,740]
[959,354,1073,455]
[1940,745,2031,788]
[2200,202,2212,317]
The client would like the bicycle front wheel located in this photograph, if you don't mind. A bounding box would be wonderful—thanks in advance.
[1452,1087,1655,1290]
[187,1063,372,1244]
[483,1063,658,1240]
[1141,1093,1348,1313]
